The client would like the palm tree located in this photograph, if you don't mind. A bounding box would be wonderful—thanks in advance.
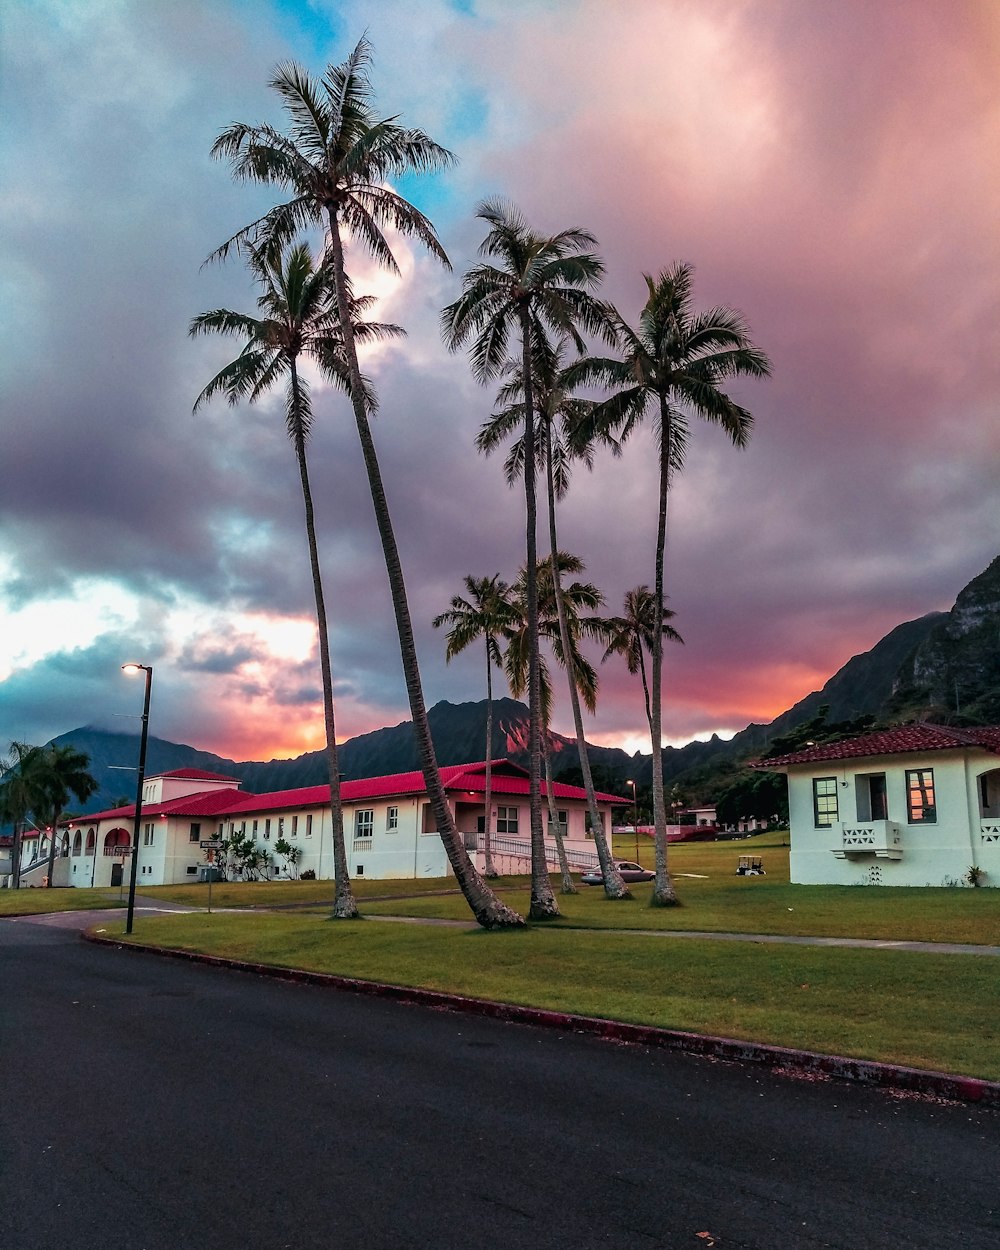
[432,575,516,877]
[0,741,39,889]
[191,240,402,919]
[442,200,608,920]
[208,41,522,929]
[478,342,630,899]
[602,587,684,735]
[574,263,771,905]
[39,744,98,887]
[505,555,609,893]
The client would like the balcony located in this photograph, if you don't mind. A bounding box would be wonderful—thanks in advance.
[981,822,1000,845]
[831,821,903,860]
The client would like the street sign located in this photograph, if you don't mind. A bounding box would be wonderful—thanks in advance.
[112,846,132,857]
[200,839,224,850]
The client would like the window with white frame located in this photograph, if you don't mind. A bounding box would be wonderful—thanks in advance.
[264,819,271,839]
[306,814,313,837]
[905,769,936,823]
[252,819,258,836]
[355,809,374,841]
[547,809,568,836]
[189,822,201,844]
[291,815,298,836]
[496,805,519,835]
[812,777,839,828]
[386,806,399,832]
[278,817,284,836]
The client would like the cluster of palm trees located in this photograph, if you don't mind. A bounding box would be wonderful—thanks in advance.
[192,37,769,929]
[0,742,97,889]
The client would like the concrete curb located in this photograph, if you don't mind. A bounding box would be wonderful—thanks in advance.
[82,930,1000,1109]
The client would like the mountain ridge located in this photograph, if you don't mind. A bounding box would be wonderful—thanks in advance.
[41,553,1000,815]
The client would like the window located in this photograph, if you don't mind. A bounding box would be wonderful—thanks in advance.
[386,806,399,832]
[496,806,519,835]
[906,769,936,823]
[278,817,284,836]
[143,822,155,847]
[355,810,374,840]
[855,774,887,822]
[240,821,246,835]
[306,814,313,837]
[291,815,298,836]
[812,778,839,828]
[264,819,271,840]
[547,809,568,836]
[189,822,201,844]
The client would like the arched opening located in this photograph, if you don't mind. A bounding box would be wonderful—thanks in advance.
[977,768,1000,820]
[73,831,83,856]
[103,828,131,856]
[60,833,70,857]
[86,828,96,854]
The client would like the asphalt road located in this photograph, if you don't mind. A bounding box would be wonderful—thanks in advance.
[2,915,998,1250]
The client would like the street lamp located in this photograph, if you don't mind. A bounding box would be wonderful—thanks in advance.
[121,663,152,935]
[628,779,638,861]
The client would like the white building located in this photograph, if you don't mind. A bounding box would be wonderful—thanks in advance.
[19,760,625,888]
[757,723,1000,886]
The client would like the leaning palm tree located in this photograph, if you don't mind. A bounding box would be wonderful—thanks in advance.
[574,264,771,905]
[208,42,523,929]
[432,574,516,877]
[442,200,609,920]
[602,587,684,735]
[505,555,609,893]
[191,240,402,919]
[479,341,630,899]
[38,744,98,887]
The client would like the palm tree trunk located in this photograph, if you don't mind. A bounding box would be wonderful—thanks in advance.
[519,305,559,920]
[482,648,498,877]
[542,731,576,892]
[289,361,358,919]
[327,223,523,929]
[44,804,59,887]
[650,403,679,907]
[543,423,629,900]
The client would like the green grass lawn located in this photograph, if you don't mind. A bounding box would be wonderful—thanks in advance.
[0,887,125,916]
[107,909,1000,1081]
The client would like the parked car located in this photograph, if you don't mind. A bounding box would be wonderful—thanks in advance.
[580,860,655,885]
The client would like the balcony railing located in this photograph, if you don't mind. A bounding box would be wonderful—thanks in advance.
[831,821,903,860]
[981,822,1000,845]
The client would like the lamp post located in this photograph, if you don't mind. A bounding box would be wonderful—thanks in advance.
[628,779,638,861]
[122,663,152,935]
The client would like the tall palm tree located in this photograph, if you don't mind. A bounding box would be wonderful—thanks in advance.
[479,342,630,899]
[602,587,684,734]
[208,42,523,929]
[574,264,771,906]
[442,200,608,920]
[432,574,516,877]
[39,744,98,887]
[191,240,401,919]
[505,555,608,892]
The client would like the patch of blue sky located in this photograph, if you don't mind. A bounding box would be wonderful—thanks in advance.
[269,0,345,62]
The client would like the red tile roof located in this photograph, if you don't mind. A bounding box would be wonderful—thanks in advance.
[222,760,626,816]
[56,759,628,828]
[755,723,1000,769]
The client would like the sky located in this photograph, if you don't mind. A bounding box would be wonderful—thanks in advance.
[2,0,998,763]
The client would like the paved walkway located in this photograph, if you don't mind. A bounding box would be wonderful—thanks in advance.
[6,895,1000,956]
[364,913,1000,955]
